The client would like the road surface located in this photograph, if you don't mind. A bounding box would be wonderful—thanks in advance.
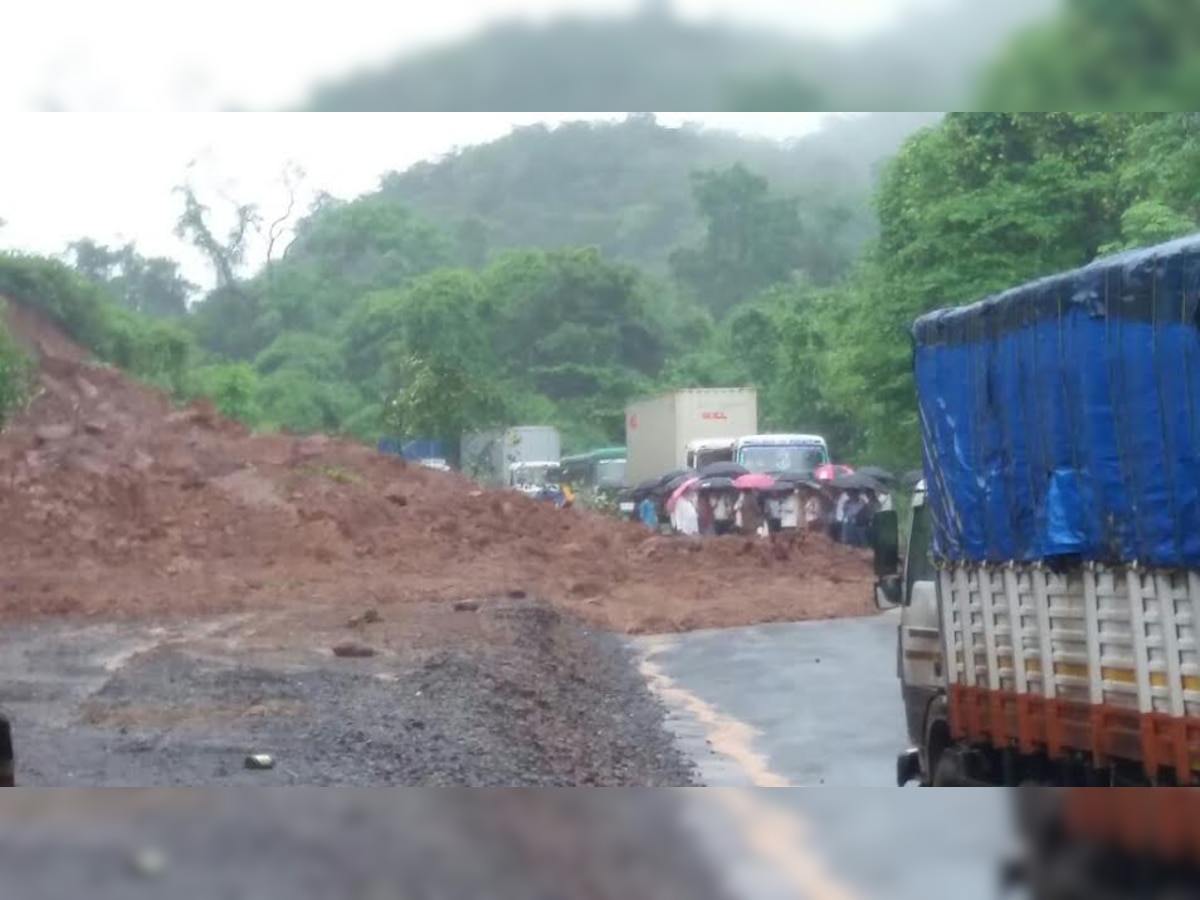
[639,611,1017,900]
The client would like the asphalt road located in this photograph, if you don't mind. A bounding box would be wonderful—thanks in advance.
[638,611,1018,900]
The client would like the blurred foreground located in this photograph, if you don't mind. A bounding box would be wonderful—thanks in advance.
[0,789,1007,900]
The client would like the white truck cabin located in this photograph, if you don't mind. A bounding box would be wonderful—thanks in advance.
[685,437,736,470]
[507,460,561,493]
[733,434,829,475]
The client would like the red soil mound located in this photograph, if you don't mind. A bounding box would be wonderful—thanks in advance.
[0,300,876,634]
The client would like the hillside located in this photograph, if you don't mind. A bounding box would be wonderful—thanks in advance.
[304,12,819,112]
[301,2,1056,113]
[367,113,941,274]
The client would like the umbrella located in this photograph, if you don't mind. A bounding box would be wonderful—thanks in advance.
[734,472,776,491]
[696,476,737,492]
[829,471,885,492]
[814,463,855,482]
[632,477,662,496]
[666,476,701,512]
[658,469,698,497]
[856,465,896,485]
[699,462,749,479]
[901,469,925,490]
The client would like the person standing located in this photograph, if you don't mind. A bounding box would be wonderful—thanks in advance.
[697,491,717,536]
[832,490,849,542]
[842,491,868,546]
[736,490,765,537]
[804,489,825,533]
[638,494,659,530]
[672,489,700,536]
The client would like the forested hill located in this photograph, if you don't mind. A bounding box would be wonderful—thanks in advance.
[303,12,819,112]
[367,113,940,276]
[300,1,1056,112]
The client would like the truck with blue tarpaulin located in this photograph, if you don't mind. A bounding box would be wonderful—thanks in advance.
[872,234,1200,795]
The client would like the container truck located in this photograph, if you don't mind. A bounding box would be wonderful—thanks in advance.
[461,426,562,487]
[685,437,736,470]
[624,388,757,485]
[872,234,1200,792]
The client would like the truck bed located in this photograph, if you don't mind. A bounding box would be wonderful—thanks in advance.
[942,562,1200,781]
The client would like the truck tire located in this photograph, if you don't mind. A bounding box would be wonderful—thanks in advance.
[931,749,964,787]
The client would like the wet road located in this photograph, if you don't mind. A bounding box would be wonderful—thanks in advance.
[639,611,1017,900]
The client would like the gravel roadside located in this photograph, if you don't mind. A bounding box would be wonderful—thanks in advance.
[3,598,699,787]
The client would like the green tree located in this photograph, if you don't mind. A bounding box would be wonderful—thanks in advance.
[669,164,805,317]
[978,0,1200,111]
[383,354,510,461]
[66,239,195,319]
[822,113,1137,464]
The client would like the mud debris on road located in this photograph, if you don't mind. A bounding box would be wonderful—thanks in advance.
[0,300,875,636]
[0,299,876,790]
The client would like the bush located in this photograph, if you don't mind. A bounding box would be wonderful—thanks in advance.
[183,363,262,424]
[0,253,194,394]
[0,253,111,351]
[0,317,33,427]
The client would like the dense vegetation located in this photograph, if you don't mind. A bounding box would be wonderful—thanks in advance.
[4,4,1197,470]
[0,312,32,426]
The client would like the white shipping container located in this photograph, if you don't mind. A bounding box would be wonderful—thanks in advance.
[624,388,757,485]
[462,426,561,485]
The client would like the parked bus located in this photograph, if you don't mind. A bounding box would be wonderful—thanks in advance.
[560,447,627,508]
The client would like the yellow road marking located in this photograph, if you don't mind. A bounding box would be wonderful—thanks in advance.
[640,641,863,900]
[639,646,789,788]
[711,788,864,900]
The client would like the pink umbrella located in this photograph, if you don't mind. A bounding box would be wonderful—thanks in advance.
[814,463,855,482]
[665,476,700,512]
[734,472,776,491]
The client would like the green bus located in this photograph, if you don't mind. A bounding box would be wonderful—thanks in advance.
[560,447,627,501]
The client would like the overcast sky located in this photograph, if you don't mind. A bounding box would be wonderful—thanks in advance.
[0,0,949,285]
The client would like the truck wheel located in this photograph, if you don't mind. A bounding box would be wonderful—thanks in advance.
[1023,842,1105,900]
[931,750,963,786]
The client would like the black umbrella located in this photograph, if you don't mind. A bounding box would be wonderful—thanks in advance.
[856,465,896,485]
[657,468,695,486]
[633,477,662,494]
[658,469,698,496]
[699,462,749,479]
[697,475,737,492]
[830,471,885,492]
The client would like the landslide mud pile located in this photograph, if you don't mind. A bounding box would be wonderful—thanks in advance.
[0,302,875,633]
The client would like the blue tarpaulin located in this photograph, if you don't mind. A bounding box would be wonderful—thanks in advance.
[911,233,1200,567]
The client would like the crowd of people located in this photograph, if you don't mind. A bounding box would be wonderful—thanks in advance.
[648,482,889,544]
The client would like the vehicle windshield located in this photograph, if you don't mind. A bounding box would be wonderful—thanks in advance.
[739,445,827,474]
[695,447,734,469]
[512,465,559,488]
[596,459,626,488]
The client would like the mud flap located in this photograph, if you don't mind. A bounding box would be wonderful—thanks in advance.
[896,748,921,786]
